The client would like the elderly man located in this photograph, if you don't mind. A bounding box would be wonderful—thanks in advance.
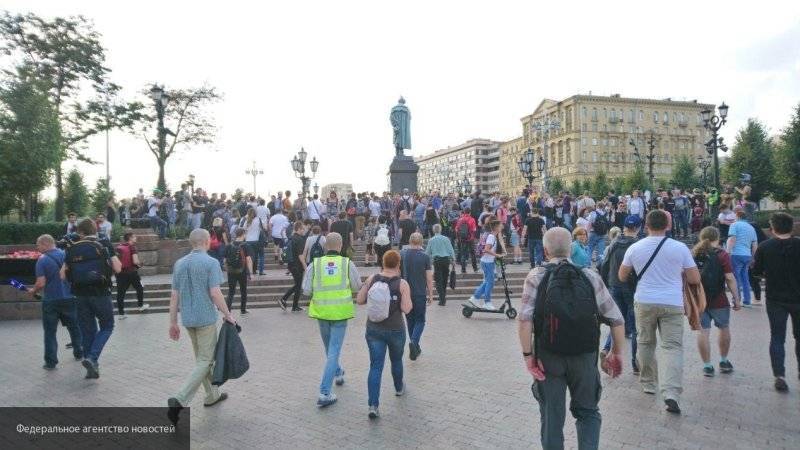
[425,224,456,306]
[30,234,83,370]
[302,232,362,407]
[518,227,625,450]
[167,229,236,425]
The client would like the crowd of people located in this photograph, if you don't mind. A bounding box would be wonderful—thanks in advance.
[32,178,799,449]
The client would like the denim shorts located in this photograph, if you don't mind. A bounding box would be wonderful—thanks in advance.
[700,307,730,329]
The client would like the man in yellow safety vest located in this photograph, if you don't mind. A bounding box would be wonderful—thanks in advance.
[302,232,362,407]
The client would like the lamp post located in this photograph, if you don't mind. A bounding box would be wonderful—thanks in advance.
[187,174,195,195]
[701,102,729,191]
[149,84,172,191]
[697,156,712,191]
[457,177,472,196]
[531,117,560,193]
[245,161,264,196]
[291,147,319,198]
[629,131,657,188]
[313,182,319,195]
[517,148,545,191]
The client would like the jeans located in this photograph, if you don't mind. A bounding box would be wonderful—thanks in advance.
[190,212,204,231]
[282,263,304,309]
[375,244,391,269]
[635,303,684,401]
[75,295,115,363]
[366,326,405,407]
[174,324,221,406]
[603,286,637,367]
[674,209,689,236]
[246,241,264,274]
[406,295,427,345]
[115,271,143,315]
[528,238,543,267]
[473,261,496,304]
[458,240,477,272]
[587,233,606,267]
[730,254,752,304]
[42,299,83,366]
[433,257,451,304]
[149,214,167,239]
[226,271,248,312]
[318,319,347,396]
[766,302,800,378]
[532,349,602,450]
[562,213,573,231]
[212,244,226,269]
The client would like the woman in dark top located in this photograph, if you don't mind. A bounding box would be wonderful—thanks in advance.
[424,205,438,238]
[210,217,230,269]
[355,250,412,419]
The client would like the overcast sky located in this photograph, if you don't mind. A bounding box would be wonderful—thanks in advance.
[6,0,800,198]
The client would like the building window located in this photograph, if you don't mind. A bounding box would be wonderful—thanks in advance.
[592,124,598,132]
[582,151,587,161]
[581,123,587,131]
[653,111,659,123]
[603,108,607,118]
[592,108,598,121]
[603,124,607,132]
[663,112,669,124]
[610,138,616,146]
[593,152,598,162]
[592,138,598,146]
[639,110,644,121]
[581,137,587,146]
[582,107,587,119]
[697,113,702,125]
[602,138,608,146]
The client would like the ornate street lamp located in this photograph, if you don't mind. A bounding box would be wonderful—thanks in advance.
[313,182,319,195]
[246,161,264,196]
[697,155,712,191]
[531,117,560,192]
[290,147,319,198]
[701,102,729,191]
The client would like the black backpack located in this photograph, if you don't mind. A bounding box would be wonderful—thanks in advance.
[309,236,325,261]
[458,220,470,241]
[226,242,246,274]
[533,261,601,356]
[65,239,113,290]
[592,212,610,235]
[695,248,725,302]
[599,237,637,288]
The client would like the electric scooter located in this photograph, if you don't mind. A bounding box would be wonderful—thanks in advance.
[461,257,517,320]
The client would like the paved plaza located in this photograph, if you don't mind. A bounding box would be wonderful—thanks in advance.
[1,298,798,449]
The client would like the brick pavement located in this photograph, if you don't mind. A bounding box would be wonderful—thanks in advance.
[0,300,798,449]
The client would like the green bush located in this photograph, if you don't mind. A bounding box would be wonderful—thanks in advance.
[0,222,65,245]
[752,209,800,230]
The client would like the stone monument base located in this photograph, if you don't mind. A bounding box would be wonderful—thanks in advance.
[388,155,419,193]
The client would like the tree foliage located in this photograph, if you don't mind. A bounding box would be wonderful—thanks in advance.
[0,12,144,220]
[722,118,773,203]
[63,168,89,216]
[90,178,115,216]
[591,170,610,198]
[623,162,649,193]
[670,154,698,190]
[140,85,221,191]
[770,144,797,208]
[569,179,582,195]
[0,69,61,220]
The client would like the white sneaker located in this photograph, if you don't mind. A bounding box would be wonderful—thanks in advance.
[139,304,150,312]
[483,302,495,310]
[468,297,482,308]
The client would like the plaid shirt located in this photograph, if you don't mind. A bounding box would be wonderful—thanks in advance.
[519,258,624,327]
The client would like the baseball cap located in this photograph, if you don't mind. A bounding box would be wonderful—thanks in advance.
[624,215,642,229]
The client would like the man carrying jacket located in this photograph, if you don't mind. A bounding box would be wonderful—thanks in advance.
[302,232,362,407]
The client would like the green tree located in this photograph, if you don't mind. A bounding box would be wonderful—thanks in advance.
[624,162,649,193]
[90,178,115,216]
[592,170,610,198]
[569,179,582,195]
[581,179,593,195]
[140,86,221,191]
[0,12,144,220]
[610,177,624,195]
[779,102,800,191]
[670,154,698,190]
[0,69,61,221]
[548,177,564,195]
[722,118,773,203]
[770,143,797,208]
[63,168,89,216]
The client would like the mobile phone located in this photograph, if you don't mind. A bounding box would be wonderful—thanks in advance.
[9,278,41,300]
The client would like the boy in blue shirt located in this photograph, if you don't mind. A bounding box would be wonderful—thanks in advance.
[726,206,758,306]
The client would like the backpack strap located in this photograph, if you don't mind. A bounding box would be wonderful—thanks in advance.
[636,236,669,282]
[532,264,557,362]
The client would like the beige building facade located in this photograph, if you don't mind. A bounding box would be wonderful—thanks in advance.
[501,94,715,194]
[415,139,502,194]
[320,183,353,200]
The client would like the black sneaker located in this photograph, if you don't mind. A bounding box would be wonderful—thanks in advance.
[43,364,56,371]
[291,306,303,312]
[241,310,249,316]
[703,366,715,377]
[632,361,640,376]
[82,359,99,379]
[409,343,421,360]
[775,377,789,392]
[278,298,288,311]
[719,360,733,373]
[664,399,681,414]
[167,397,183,425]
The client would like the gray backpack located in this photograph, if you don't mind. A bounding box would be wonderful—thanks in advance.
[366,275,400,322]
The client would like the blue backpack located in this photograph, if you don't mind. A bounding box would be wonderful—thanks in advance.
[65,239,113,290]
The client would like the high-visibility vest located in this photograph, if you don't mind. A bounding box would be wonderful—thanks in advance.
[308,255,354,321]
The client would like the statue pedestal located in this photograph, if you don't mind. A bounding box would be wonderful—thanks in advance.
[388,155,419,193]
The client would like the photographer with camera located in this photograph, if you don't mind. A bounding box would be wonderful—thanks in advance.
[61,218,122,380]
[115,232,149,319]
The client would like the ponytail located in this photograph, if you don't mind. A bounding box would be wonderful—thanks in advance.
[692,226,720,257]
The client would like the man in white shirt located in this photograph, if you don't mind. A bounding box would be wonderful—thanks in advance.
[307,194,324,224]
[147,190,168,239]
[368,195,382,219]
[255,198,271,224]
[269,211,290,264]
[619,210,701,415]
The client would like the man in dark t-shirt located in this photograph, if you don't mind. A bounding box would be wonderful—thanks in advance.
[330,212,355,256]
[398,211,417,248]
[401,232,433,360]
[522,208,546,267]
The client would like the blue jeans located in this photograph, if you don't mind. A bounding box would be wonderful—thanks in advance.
[75,295,115,363]
[766,302,800,378]
[246,241,265,274]
[190,212,204,231]
[366,326,405,407]
[528,238,543,267]
[149,215,167,239]
[42,299,83,366]
[674,210,689,236]
[603,286,637,367]
[213,244,226,269]
[588,233,606,267]
[473,261,496,304]
[562,213,573,231]
[406,296,427,345]
[730,254,752,304]
[318,319,347,396]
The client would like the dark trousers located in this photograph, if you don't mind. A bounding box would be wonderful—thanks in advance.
[405,296,427,346]
[282,263,304,308]
[115,271,144,315]
[458,240,477,272]
[603,286,637,367]
[766,302,800,378]
[532,349,602,450]
[433,256,451,305]
[375,244,391,269]
[226,271,248,312]
[76,295,115,364]
[42,299,83,366]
